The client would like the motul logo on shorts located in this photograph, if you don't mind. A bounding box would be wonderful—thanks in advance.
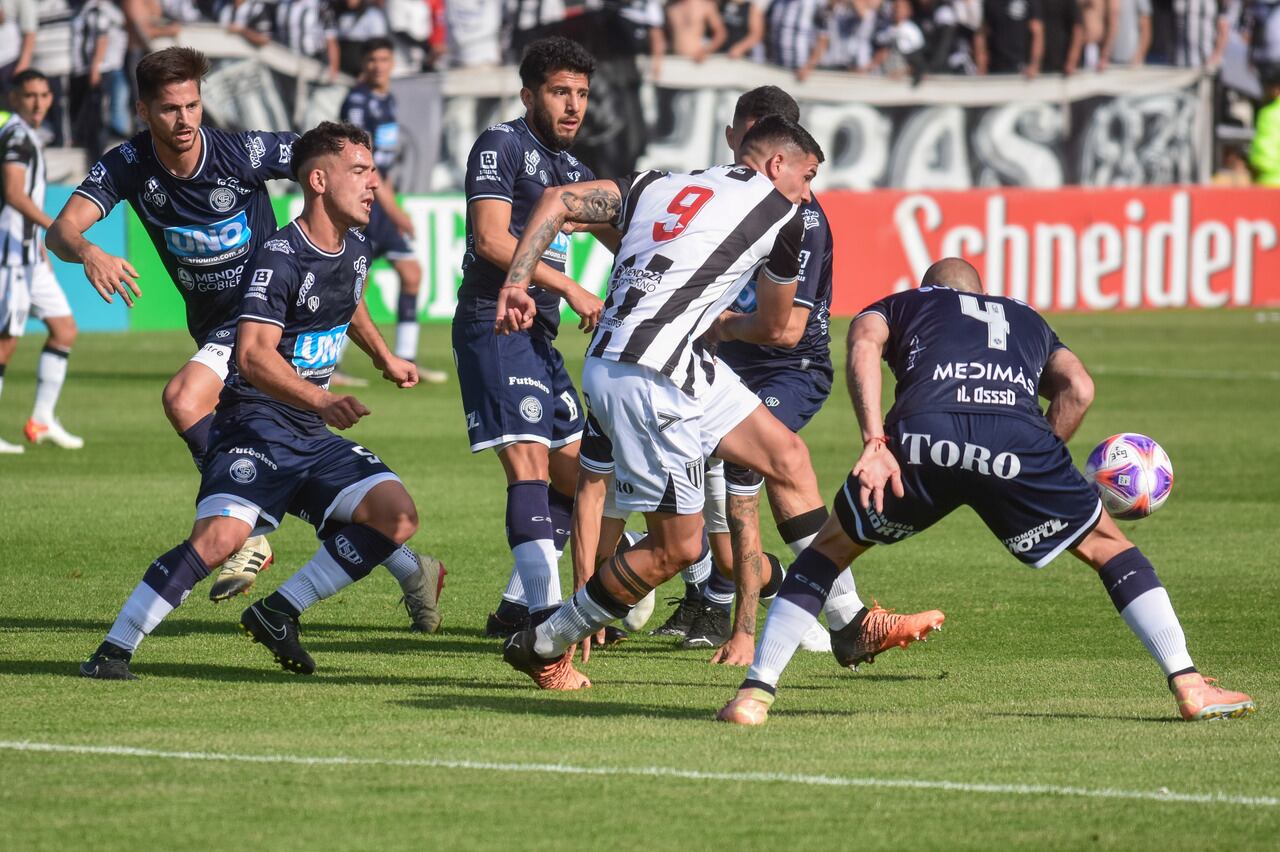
[1003,518,1069,554]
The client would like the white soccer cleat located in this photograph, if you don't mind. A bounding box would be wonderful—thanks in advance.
[798,619,833,653]
[0,435,24,454]
[623,588,656,631]
[25,418,84,449]
[418,367,448,384]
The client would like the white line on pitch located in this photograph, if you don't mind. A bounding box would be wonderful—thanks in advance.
[1091,365,1280,382]
[1,740,1275,808]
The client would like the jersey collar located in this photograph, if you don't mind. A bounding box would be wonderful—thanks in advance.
[290,219,345,257]
[151,126,209,182]
[516,117,562,159]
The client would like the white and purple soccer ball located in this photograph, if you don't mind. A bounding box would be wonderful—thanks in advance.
[1084,433,1175,520]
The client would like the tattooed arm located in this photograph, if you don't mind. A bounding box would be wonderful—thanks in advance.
[847,313,903,512]
[711,491,765,666]
[495,181,622,334]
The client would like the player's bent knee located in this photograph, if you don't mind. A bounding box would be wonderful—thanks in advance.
[188,518,251,568]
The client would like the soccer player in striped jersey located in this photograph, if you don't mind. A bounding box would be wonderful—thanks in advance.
[0,70,83,452]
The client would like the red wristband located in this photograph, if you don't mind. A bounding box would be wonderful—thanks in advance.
[867,435,891,447]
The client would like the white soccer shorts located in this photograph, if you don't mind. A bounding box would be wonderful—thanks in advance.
[602,457,728,533]
[581,356,758,516]
[188,341,234,381]
[28,260,71,320]
[0,264,31,337]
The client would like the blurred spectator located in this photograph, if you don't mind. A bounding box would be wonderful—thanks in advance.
[1040,0,1083,73]
[1079,0,1105,66]
[335,0,391,77]
[668,0,727,61]
[766,0,831,80]
[1104,0,1152,65]
[914,0,978,74]
[975,0,1044,75]
[617,0,666,77]
[1213,142,1254,183]
[385,0,436,69]
[121,0,181,47]
[1152,0,1230,66]
[218,0,275,46]
[445,0,503,66]
[69,0,128,154]
[820,0,889,72]
[0,0,37,87]
[160,0,207,23]
[1251,68,1280,183]
[275,0,340,80]
[720,0,767,59]
[1249,0,1280,73]
[876,0,928,79]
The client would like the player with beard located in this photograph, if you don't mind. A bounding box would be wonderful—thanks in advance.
[80,122,427,679]
[453,37,607,639]
[47,48,443,631]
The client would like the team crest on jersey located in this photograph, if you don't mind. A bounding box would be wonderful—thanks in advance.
[143,177,168,208]
[803,208,820,230]
[229,459,257,484]
[524,150,540,175]
[539,170,548,185]
[278,143,292,164]
[120,143,137,164]
[353,255,368,303]
[245,135,267,169]
[176,268,195,291]
[209,186,237,213]
[264,239,294,255]
[519,396,543,424]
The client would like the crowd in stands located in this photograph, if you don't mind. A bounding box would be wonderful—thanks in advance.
[0,0,1276,178]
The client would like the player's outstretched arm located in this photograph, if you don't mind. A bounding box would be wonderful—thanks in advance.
[1039,348,1095,442]
[46,194,141,307]
[847,313,903,513]
[237,320,369,429]
[347,298,418,388]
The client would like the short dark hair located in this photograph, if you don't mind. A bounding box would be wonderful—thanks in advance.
[10,69,49,90]
[733,86,800,126]
[291,121,372,182]
[518,36,595,90]
[362,36,394,57]
[136,47,210,102]
[740,114,825,164]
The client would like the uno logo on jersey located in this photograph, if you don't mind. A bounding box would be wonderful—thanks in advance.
[292,324,350,374]
[653,185,714,243]
[163,211,253,266]
[542,231,570,266]
[733,280,758,313]
[373,123,399,150]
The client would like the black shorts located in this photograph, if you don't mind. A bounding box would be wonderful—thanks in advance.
[833,412,1102,567]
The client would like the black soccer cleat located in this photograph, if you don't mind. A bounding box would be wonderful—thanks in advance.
[650,596,703,637]
[80,643,137,681]
[240,601,316,675]
[485,600,531,638]
[680,604,733,650]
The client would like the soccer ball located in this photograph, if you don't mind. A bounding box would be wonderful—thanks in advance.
[1084,433,1174,520]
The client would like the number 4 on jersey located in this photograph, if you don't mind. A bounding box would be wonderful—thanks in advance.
[653,185,713,243]
[959,294,1009,351]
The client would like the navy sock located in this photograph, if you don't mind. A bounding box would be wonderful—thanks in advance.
[142,541,211,607]
[706,569,735,612]
[397,292,417,324]
[548,487,573,553]
[179,413,214,470]
[1097,547,1163,613]
[506,480,554,548]
[323,524,399,582]
[775,548,841,617]
[760,553,784,601]
[263,591,301,619]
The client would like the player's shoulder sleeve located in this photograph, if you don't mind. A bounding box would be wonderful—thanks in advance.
[1,125,36,168]
[339,88,366,126]
[465,124,522,203]
[761,207,804,284]
[239,130,299,182]
[238,236,301,327]
[612,169,667,233]
[856,290,899,328]
[72,143,133,219]
[793,204,830,308]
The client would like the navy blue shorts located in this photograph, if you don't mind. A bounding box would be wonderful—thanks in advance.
[451,320,584,453]
[195,415,400,537]
[833,413,1102,568]
[365,200,413,261]
[724,364,832,492]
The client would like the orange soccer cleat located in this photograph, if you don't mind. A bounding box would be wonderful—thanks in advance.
[831,602,945,669]
[502,629,591,690]
[1170,672,1255,721]
[716,687,775,726]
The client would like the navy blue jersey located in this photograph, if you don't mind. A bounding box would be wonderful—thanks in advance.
[456,117,595,340]
[340,85,399,178]
[860,285,1066,430]
[218,221,372,436]
[719,197,833,378]
[74,127,298,344]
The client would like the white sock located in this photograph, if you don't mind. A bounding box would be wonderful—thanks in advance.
[512,539,562,612]
[822,569,866,631]
[32,348,69,423]
[786,533,819,556]
[503,566,527,605]
[105,582,175,652]
[394,322,419,361]
[705,578,735,607]
[1120,588,1194,676]
[681,547,712,586]
[534,585,619,657]
[381,545,419,583]
[277,547,355,614]
[746,597,817,688]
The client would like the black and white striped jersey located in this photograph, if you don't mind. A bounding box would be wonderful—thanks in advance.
[0,114,45,267]
[587,164,803,396]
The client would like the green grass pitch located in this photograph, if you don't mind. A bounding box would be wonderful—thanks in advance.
[0,310,1277,849]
